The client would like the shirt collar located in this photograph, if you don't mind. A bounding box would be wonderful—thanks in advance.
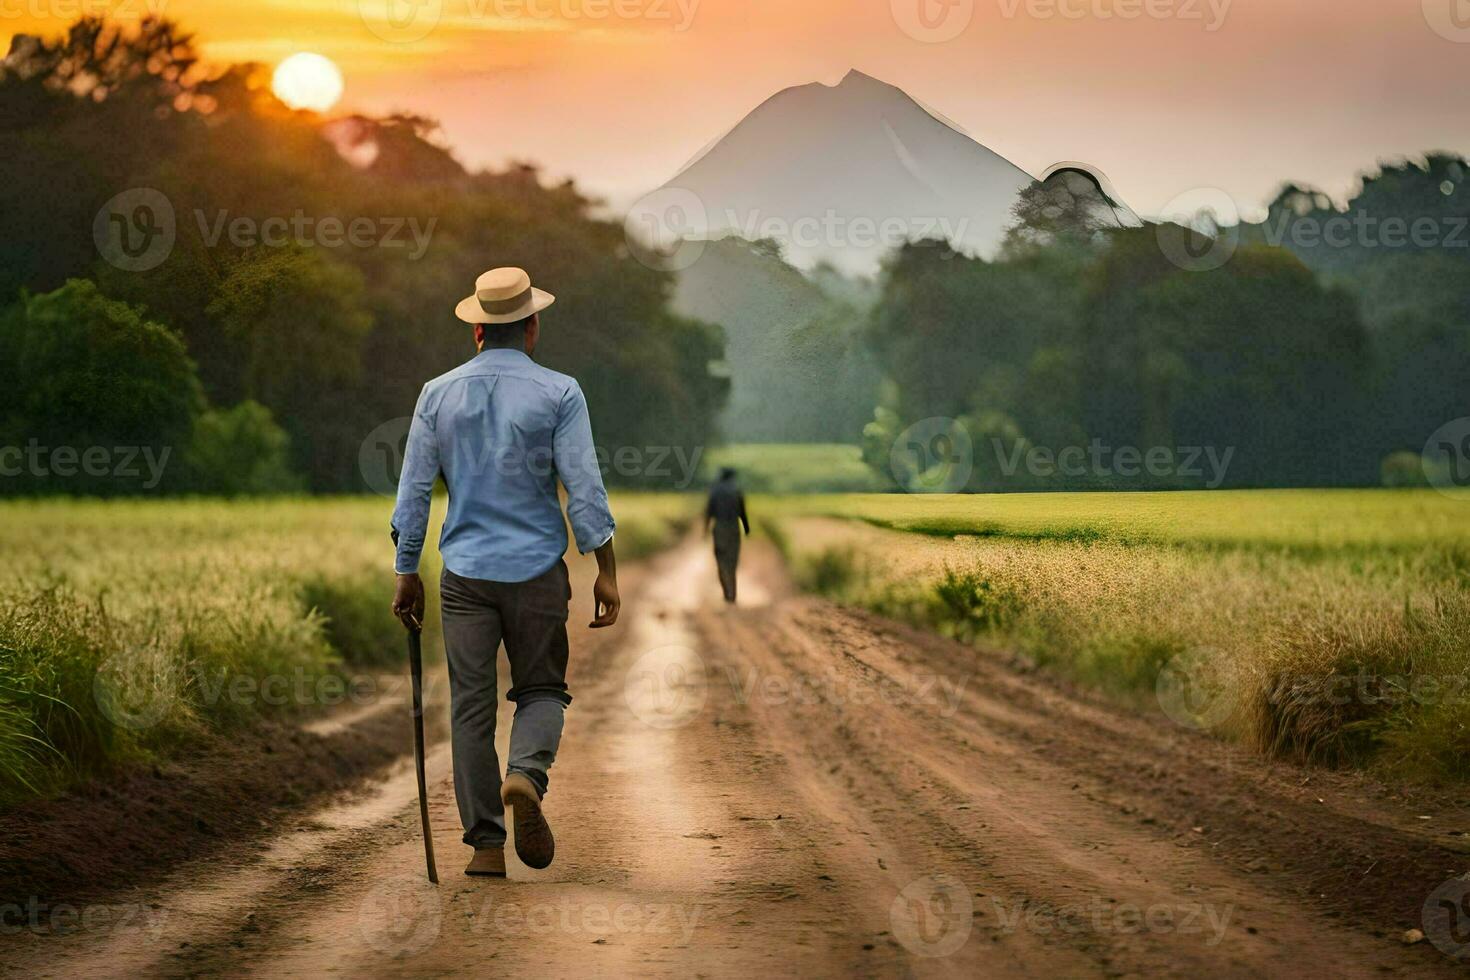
[472,347,534,366]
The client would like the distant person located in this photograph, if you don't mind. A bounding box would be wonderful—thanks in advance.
[705,467,750,603]
[390,267,621,879]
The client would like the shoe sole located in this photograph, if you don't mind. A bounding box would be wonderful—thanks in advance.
[465,869,507,878]
[501,779,555,870]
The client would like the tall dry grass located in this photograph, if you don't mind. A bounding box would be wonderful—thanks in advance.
[0,494,693,805]
[773,494,1470,783]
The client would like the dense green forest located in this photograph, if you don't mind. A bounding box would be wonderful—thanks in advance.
[857,161,1469,490]
[0,17,726,495]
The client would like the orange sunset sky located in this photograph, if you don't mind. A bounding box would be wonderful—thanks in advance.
[5,0,1466,216]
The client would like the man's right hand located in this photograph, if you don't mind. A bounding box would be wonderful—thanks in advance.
[590,572,620,628]
[589,538,620,628]
[392,572,425,630]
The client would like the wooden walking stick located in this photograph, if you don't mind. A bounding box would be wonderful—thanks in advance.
[406,620,439,884]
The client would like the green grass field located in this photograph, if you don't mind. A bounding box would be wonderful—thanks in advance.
[768,488,1470,553]
[0,494,694,805]
[764,489,1470,782]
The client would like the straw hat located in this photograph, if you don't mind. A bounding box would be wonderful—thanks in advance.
[455,267,556,324]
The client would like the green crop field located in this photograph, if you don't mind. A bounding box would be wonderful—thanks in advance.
[0,494,694,805]
[763,489,1470,782]
[6,488,1468,802]
[767,488,1470,553]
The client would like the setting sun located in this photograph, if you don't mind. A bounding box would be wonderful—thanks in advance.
[271,52,343,113]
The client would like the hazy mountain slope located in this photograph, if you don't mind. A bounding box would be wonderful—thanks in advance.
[672,238,877,443]
[661,69,1036,273]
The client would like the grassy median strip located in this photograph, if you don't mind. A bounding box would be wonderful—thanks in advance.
[765,490,1470,783]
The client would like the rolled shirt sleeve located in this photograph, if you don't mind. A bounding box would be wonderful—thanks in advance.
[553,381,616,554]
[390,388,442,574]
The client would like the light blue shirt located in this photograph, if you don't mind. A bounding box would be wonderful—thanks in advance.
[391,348,616,582]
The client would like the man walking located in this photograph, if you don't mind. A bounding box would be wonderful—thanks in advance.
[390,267,620,878]
[705,467,749,604]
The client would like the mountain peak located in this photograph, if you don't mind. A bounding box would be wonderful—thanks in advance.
[836,68,879,87]
[652,70,1038,272]
[649,72,1117,272]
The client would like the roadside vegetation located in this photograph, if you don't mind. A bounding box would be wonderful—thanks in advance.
[766,490,1470,783]
[0,494,692,806]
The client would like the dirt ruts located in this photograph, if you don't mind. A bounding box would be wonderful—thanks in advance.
[2,536,1466,978]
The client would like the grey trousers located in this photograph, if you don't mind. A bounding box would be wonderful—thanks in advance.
[440,562,573,849]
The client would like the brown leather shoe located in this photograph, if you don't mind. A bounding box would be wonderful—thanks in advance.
[500,772,554,870]
[465,847,506,877]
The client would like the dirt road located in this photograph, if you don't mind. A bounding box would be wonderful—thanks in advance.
[5,536,1468,978]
